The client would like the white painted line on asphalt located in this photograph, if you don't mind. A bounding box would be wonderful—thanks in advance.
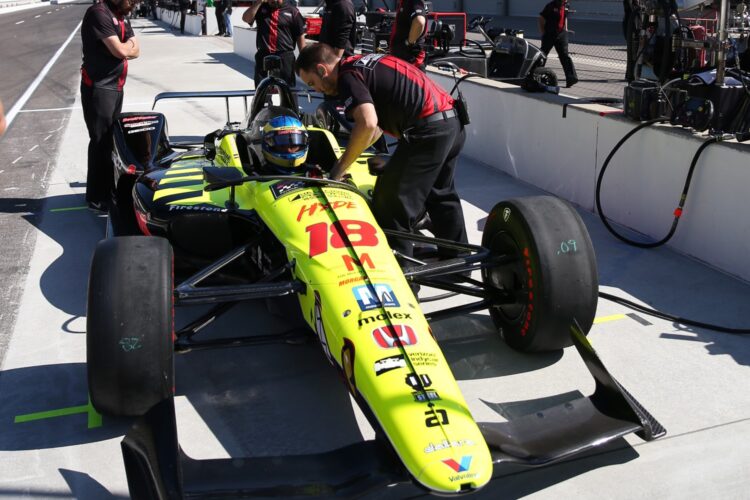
[15,20,24,24]
[12,157,22,165]
[35,15,41,18]
[5,20,82,131]
[20,106,83,113]
[29,145,38,152]
[43,134,52,141]
[46,11,51,14]
[0,170,5,175]
[4,187,20,191]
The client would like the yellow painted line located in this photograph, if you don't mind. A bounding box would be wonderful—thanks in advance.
[159,174,203,185]
[152,186,202,201]
[594,314,628,325]
[164,167,203,175]
[14,397,102,429]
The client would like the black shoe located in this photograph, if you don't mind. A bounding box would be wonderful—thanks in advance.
[87,200,108,214]
[565,77,578,88]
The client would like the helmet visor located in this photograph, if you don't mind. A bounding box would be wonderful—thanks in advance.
[264,130,308,153]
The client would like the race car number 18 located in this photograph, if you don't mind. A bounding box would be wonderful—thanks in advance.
[306,220,378,257]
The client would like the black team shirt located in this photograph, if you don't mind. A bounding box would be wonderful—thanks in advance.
[81,0,134,90]
[337,53,454,137]
[389,0,426,64]
[540,1,567,36]
[251,2,306,54]
[319,0,357,56]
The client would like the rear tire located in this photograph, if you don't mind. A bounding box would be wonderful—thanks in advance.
[87,236,174,416]
[481,196,597,352]
[532,67,558,87]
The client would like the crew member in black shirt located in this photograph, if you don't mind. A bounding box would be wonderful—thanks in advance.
[389,0,427,70]
[80,0,139,211]
[539,0,577,88]
[296,44,468,258]
[242,0,306,88]
[319,0,357,58]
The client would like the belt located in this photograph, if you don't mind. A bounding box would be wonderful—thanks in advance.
[413,108,457,128]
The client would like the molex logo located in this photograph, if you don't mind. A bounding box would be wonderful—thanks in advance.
[372,324,417,348]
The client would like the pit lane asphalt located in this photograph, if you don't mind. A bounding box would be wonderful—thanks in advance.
[1,17,749,499]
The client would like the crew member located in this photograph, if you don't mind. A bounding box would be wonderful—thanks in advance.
[319,0,357,58]
[296,44,468,258]
[389,0,427,70]
[538,0,578,88]
[80,0,139,211]
[242,0,306,88]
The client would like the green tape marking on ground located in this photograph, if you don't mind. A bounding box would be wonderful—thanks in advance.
[594,314,627,325]
[14,397,102,429]
[49,205,88,213]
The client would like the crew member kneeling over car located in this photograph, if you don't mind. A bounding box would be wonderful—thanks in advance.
[80,0,139,212]
[296,43,468,258]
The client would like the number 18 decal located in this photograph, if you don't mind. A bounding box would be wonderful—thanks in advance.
[306,220,378,257]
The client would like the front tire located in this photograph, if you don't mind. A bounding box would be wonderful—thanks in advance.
[532,67,559,87]
[87,236,174,416]
[481,196,598,352]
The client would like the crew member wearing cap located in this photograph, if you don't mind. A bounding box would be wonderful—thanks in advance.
[296,44,467,258]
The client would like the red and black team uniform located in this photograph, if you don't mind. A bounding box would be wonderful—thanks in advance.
[337,53,467,257]
[389,0,427,70]
[80,0,134,208]
[539,0,577,85]
[319,0,357,57]
[251,2,306,87]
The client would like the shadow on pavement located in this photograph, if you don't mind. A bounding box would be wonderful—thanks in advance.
[59,468,129,500]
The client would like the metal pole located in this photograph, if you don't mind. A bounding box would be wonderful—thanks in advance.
[716,0,729,85]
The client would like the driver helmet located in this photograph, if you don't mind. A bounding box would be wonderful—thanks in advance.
[261,115,309,173]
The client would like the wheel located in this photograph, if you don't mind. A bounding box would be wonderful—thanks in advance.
[87,236,174,416]
[532,66,558,87]
[481,196,598,352]
[315,102,343,136]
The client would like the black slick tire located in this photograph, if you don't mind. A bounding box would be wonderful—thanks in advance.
[87,236,174,417]
[481,196,598,352]
[532,67,558,87]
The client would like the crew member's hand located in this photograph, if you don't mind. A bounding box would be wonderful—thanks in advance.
[329,160,348,181]
[406,41,421,58]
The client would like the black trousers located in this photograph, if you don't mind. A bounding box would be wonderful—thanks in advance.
[179,7,187,33]
[541,30,577,81]
[372,115,467,258]
[215,7,226,34]
[81,83,123,205]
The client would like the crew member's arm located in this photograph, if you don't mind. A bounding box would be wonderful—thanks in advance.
[293,10,306,51]
[407,14,426,45]
[329,6,354,57]
[538,15,545,35]
[330,103,380,181]
[242,0,264,26]
[103,35,140,59]
[297,34,306,51]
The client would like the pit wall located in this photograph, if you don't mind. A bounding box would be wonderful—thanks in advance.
[232,29,750,283]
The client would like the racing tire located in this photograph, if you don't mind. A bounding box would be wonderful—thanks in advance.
[87,236,174,417]
[481,196,597,352]
[532,67,558,87]
[315,102,342,136]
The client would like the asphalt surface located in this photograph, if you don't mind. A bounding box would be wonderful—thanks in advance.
[0,1,88,373]
[1,13,750,500]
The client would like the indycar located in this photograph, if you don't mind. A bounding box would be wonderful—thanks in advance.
[86,58,665,498]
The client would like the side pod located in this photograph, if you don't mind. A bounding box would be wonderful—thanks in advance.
[479,323,666,465]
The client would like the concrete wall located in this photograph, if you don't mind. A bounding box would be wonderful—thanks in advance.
[232,32,750,282]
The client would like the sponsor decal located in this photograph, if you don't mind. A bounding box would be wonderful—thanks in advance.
[424,439,476,454]
[342,253,374,271]
[409,351,438,367]
[425,408,449,427]
[289,191,321,202]
[449,472,478,483]
[122,115,158,122]
[127,126,156,134]
[339,276,366,287]
[372,324,417,348]
[297,201,356,221]
[123,120,159,128]
[503,207,511,222]
[270,180,307,199]
[412,390,440,402]
[168,205,227,212]
[352,284,399,311]
[374,354,406,376]
[354,53,386,69]
[442,456,472,473]
[405,373,432,389]
[357,310,411,327]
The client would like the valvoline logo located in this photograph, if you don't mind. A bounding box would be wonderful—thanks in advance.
[442,456,472,472]
[372,324,417,348]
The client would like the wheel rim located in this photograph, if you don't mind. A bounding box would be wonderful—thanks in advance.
[483,231,528,324]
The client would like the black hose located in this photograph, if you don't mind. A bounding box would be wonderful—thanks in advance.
[596,119,723,248]
[599,291,750,334]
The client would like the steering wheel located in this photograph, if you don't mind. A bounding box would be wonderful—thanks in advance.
[459,39,487,58]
